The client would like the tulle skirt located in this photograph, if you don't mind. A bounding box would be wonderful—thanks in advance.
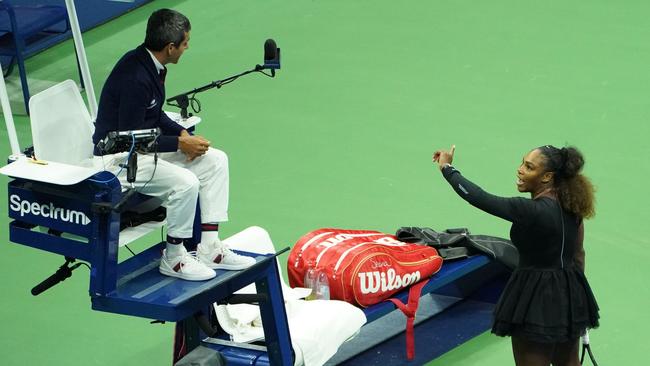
[491,266,600,343]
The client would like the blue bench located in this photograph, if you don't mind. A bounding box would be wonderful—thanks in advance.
[192,254,509,365]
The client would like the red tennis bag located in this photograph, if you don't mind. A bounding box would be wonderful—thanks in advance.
[288,228,443,307]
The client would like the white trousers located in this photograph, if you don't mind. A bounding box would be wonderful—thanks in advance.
[97,148,229,238]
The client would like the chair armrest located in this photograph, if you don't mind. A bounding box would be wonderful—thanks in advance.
[0,155,102,185]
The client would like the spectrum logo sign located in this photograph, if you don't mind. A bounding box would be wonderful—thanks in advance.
[9,194,91,225]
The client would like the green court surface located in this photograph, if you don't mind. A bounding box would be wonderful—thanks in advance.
[1,0,648,365]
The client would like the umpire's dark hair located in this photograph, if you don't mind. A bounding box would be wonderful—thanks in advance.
[144,9,191,51]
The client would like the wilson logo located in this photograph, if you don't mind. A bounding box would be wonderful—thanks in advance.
[9,194,91,225]
[358,268,421,294]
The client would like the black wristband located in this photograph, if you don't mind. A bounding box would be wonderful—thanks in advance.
[441,163,458,180]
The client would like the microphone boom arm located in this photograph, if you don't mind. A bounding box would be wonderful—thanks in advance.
[166,65,269,119]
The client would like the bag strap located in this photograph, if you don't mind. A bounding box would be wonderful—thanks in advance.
[173,321,187,364]
[395,227,441,246]
[386,280,428,360]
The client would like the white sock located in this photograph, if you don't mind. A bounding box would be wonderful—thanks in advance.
[201,231,220,247]
[165,243,184,258]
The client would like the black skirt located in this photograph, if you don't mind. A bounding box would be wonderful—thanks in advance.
[491,266,600,343]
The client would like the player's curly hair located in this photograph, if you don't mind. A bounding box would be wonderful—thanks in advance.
[538,145,596,219]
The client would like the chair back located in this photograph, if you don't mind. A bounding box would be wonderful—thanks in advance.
[29,79,95,166]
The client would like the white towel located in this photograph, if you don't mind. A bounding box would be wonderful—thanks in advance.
[216,227,367,366]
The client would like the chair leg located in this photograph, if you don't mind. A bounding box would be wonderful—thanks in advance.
[14,38,30,115]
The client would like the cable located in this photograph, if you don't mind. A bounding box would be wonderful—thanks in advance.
[88,134,136,184]
[134,136,160,193]
[189,93,201,114]
[257,69,274,77]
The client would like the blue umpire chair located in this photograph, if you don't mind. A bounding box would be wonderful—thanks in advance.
[1,80,294,365]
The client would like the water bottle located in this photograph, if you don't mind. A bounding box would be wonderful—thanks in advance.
[315,270,330,300]
[303,263,318,300]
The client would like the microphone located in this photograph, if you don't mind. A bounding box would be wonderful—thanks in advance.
[262,38,280,76]
[31,260,82,296]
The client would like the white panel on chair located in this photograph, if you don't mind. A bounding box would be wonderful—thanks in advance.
[29,80,96,167]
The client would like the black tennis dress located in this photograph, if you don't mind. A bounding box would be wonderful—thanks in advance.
[442,165,599,343]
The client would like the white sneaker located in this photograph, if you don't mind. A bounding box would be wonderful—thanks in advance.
[197,240,256,270]
[159,246,216,281]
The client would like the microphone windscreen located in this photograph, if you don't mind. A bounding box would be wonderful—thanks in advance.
[264,39,277,61]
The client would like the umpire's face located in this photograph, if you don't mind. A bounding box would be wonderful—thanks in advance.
[168,31,190,64]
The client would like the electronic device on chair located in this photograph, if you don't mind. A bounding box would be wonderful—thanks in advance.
[96,128,161,155]
[96,128,161,211]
